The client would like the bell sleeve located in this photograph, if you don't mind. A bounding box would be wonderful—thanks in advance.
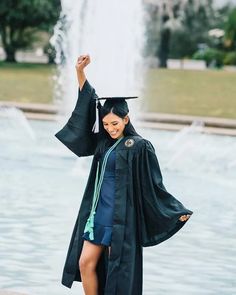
[54,80,100,157]
[135,140,193,247]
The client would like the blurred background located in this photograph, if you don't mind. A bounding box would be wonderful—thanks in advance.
[0,0,236,294]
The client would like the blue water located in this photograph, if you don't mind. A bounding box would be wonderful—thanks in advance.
[0,118,236,295]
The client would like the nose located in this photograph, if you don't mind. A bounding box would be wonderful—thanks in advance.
[107,126,115,132]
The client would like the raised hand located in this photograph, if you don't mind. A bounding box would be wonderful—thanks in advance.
[75,54,91,72]
[178,214,191,222]
[75,55,90,90]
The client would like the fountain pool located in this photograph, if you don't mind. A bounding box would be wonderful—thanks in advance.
[0,116,236,295]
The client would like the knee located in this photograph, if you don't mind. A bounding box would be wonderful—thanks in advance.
[79,256,95,274]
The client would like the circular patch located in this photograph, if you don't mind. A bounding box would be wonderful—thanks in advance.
[125,138,135,147]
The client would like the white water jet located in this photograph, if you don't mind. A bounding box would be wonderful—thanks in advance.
[167,120,204,149]
[52,0,145,117]
[0,107,36,141]
[164,120,206,171]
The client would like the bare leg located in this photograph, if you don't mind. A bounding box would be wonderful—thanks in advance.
[79,240,105,295]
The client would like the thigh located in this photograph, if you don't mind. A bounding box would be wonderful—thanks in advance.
[80,240,105,267]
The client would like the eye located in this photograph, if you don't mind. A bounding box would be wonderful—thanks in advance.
[112,123,118,126]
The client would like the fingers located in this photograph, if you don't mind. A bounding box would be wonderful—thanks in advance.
[76,54,90,70]
[179,214,191,222]
[77,54,90,64]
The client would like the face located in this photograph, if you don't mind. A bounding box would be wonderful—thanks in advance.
[102,112,129,139]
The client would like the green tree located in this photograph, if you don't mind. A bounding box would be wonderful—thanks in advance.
[224,8,236,50]
[169,0,215,58]
[158,4,171,68]
[0,0,61,62]
[143,4,160,58]
[144,0,216,64]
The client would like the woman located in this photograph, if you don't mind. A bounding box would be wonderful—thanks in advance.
[55,54,193,295]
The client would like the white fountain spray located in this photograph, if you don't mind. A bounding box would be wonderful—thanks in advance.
[51,0,145,116]
[0,107,36,141]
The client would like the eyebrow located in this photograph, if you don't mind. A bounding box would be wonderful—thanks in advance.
[102,121,118,124]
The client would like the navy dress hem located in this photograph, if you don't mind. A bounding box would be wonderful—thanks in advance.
[83,222,113,246]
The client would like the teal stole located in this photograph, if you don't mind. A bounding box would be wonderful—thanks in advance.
[83,136,123,240]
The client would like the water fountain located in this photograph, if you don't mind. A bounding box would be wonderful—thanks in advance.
[0,107,36,141]
[51,0,145,116]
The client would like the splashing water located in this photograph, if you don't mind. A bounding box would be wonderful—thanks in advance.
[0,107,36,141]
[51,0,145,116]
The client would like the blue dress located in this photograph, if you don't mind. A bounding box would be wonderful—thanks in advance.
[82,149,116,246]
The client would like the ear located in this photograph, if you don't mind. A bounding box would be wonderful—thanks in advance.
[124,115,129,125]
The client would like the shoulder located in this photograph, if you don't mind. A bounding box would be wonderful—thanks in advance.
[124,135,155,153]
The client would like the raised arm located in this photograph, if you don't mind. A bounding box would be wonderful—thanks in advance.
[76,55,90,91]
[55,55,100,157]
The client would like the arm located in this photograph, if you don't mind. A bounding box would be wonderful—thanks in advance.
[75,55,90,90]
[135,140,193,247]
[55,55,100,157]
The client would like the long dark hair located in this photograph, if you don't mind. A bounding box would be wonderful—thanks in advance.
[94,98,140,160]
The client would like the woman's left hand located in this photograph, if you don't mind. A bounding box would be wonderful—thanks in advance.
[179,214,191,222]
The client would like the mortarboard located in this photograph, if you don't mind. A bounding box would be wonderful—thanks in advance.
[92,96,138,133]
[97,96,138,101]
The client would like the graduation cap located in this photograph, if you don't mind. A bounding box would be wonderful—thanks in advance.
[98,96,138,101]
[92,96,138,133]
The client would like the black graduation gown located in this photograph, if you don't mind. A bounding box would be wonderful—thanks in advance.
[54,80,194,294]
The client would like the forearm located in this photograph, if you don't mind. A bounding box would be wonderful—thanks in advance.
[75,55,90,90]
[77,70,86,91]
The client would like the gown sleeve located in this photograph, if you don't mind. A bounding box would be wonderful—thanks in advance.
[54,80,100,157]
[135,140,193,247]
